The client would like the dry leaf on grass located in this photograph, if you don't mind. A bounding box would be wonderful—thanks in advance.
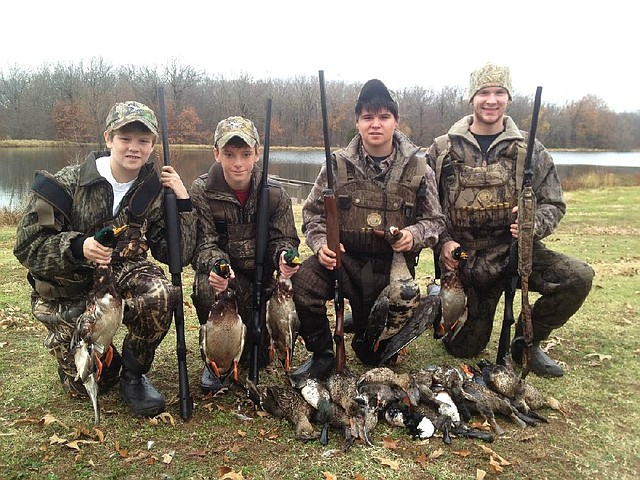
[162,450,175,464]
[148,412,175,425]
[489,456,504,473]
[220,471,244,480]
[415,452,428,467]
[322,471,337,480]
[429,448,444,459]
[49,433,67,445]
[379,457,400,470]
[479,445,511,465]
[452,449,472,457]
[382,436,401,449]
[115,440,129,458]
[65,439,98,451]
[476,469,487,480]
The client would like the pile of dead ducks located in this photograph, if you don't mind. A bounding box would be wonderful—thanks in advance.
[245,358,562,451]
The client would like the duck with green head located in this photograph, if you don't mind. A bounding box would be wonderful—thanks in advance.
[200,259,246,383]
[266,248,301,372]
[69,224,128,425]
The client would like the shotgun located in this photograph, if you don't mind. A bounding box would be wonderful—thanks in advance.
[249,98,272,385]
[319,70,346,373]
[157,86,193,420]
[516,86,542,379]
[496,86,542,369]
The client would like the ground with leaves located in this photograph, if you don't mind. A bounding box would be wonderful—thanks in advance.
[1,186,639,480]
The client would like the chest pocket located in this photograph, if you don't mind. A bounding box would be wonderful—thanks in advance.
[448,160,516,231]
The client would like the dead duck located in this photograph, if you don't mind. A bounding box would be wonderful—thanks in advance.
[266,249,301,372]
[326,369,377,448]
[69,224,128,425]
[384,399,436,439]
[246,380,319,442]
[365,227,421,352]
[200,260,245,382]
[357,366,420,407]
[435,247,468,340]
[478,359,561,418]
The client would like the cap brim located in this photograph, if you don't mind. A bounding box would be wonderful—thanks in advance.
[216,132,258,148]
[108,118,159,137]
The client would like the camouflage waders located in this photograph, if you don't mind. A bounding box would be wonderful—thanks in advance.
[32,261,178,396]
[443,241,594,357]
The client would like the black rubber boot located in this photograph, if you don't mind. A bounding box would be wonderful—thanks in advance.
[512,341,564,378]
[288,350,335,388]
[200,365,223,394]
[120,349,165,417]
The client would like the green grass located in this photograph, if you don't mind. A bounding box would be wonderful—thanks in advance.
[1,186,639,479]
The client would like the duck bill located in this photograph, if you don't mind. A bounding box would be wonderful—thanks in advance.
[112,225,129,237]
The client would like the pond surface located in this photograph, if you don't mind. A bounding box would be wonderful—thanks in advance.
[1,147,639,210]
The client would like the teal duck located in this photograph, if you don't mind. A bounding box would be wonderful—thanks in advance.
[266,249,301,372]
[69,224,128,425]
[435,247,468,340]
[200,260,245,382]
[366,227,421,352]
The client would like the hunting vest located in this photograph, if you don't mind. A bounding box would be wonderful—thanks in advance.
[29,168,160,298]
[209,184,281,271]
[334,153,426,255]
[434,134,527,250]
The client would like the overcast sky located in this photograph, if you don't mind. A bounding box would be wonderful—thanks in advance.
[3,0,637,113]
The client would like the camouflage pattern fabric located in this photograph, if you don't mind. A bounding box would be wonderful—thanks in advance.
[294,130,445,361]
[427,115,594,357]
[468,63,513,101]
[14,151,196,393]
[214,116,260,149]
[189,161,300,365]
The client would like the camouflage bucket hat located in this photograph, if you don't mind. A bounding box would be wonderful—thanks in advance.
[214,116,260,148]
[105,101,159,136]
[468,63,513,102]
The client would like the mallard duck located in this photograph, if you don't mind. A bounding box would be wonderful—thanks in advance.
[266,249,301,372]
[435,247,468,340]
[246,380,319,442]
[69,224,128,425]
[200,260,246,382]
[366,227,421,352]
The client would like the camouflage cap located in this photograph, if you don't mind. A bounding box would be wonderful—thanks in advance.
[468,63,513,102]
[105,101,159,136]
[214,116,260,149]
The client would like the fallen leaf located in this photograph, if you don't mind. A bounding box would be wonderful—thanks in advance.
[480,445,511,465]
[40,413,69,429]
[49,433,67,445]
[115,440,129,458]
[415,452,428,467]
[382,436,401,449]
[453,449,472,457]
[355,475,366,480]
[476,469,487,480]
[237,430,247,437]
[584,352,612,361]
[65,439,98,451]
[255,411,270,417]
[322,472,337,480]
[489,456,504,473]
[220,472,244,480]
[188,449,208,457]
[429,448,444,459]
[379,457,400,470]
[162,450,175,464]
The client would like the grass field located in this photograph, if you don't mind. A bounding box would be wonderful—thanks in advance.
[1,186,639,479]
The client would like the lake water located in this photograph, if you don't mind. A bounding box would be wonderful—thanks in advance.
[1,147,639,210]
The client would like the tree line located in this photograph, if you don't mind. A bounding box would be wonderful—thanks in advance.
[1,59,639,151]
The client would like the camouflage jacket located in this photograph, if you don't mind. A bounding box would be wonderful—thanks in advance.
[190,162,300,275]
[13,151,197,296]
[426,115,566,252]
[303,130,445,255]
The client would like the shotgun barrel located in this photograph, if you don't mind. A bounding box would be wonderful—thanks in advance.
[157,86,193,420]
[319,70,346,373]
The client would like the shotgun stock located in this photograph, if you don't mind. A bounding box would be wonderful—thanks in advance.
[157,86,193,420]
[249,98,272,385]
[319,70,346,373]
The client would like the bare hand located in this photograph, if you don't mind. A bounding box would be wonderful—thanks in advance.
[317,243,345,270]
[209,266,235,293]
[391,229,414,252]
[510,205,519,239]
[441,240,462,271]
[83,236,114,265]
[161,165,189,200]
[279,251,300,279]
